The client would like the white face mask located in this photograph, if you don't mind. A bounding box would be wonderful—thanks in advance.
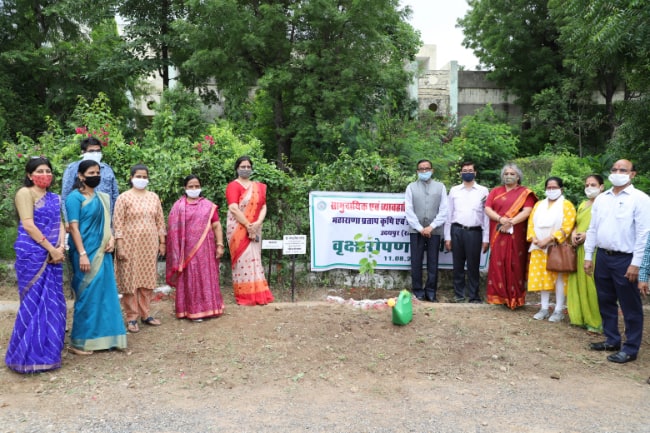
[132,178,149,190]
[608,173,630,187]
[545,189,562,201]
[584,186,601,199]
[82,151,102,164]
[186,189,201,199]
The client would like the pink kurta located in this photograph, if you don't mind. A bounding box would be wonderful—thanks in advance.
[114,189,166,293]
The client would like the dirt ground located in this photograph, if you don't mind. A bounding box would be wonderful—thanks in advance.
[1,278,650,432]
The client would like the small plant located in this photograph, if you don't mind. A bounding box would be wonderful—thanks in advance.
[354,233,379,286]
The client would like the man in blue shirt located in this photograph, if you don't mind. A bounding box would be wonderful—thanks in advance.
[61,137,119,229]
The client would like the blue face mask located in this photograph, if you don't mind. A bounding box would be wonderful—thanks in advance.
[461,173,475,182]
[418,172,432,182]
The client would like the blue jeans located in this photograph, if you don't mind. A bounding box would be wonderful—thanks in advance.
[410,233,440,301]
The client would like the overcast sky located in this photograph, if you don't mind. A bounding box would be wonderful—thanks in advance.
[401,0,480,70]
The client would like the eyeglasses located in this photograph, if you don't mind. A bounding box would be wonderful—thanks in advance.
[610,168,630,173]
[417,167,432,172]
[461,170,475,173]
[30,156,49,161]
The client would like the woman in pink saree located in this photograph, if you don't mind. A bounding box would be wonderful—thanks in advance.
[226,156,274,306]
[166,175,225,321]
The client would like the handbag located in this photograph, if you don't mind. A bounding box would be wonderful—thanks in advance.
[546,241,577,273]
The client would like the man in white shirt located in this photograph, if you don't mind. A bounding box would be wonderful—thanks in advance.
[584,159,650,364]
[444,162,489,303]
[405,159,448,302]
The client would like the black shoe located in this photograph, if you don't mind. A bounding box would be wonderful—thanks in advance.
[415,296,425,301]
[469,299,483,304]
[607,351,637,364]
[453,297,465,303]
[589,341,621,352]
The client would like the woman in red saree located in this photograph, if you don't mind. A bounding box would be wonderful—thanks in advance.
[166,175,225,321]
[226,156,274,306]
[484,163,537,309]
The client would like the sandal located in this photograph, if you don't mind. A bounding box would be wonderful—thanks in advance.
[141,316,161,326]
[127,320,140,333]
[67,346,93,356]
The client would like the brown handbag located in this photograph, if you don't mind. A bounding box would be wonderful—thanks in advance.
[546,240,577,273]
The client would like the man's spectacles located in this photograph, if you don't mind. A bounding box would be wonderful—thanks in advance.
[417,167,432,172]
[461,170,475,173]
[610,168,630,173]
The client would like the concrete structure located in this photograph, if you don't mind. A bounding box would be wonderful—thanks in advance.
[413,44,520,123]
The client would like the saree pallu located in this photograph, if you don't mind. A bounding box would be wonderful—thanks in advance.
[5,192,66,373]
[226,182,274,306]
[166,197,224,319]
[567,201,603,332]
[486,185,537,309]
[66,190,126,351]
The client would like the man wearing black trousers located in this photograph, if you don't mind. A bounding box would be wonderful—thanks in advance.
[405,159,448,302]
[444,162,489,303]
[584,159,650,364]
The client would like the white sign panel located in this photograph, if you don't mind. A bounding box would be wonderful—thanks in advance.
[262,239,283,250]
[309,191,488,271]
[283,235,307,255]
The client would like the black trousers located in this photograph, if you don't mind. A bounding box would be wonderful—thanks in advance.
[450,225,483,301]
[410,233,440,301]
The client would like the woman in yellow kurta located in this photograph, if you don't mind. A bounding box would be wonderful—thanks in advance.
[566,174,604,333]
[527,177,576,322]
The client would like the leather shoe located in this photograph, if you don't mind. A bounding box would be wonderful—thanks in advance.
[589,341,620,352]
[607,351,637,364]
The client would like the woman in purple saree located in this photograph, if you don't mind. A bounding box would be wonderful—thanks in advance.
[5,157,67,373]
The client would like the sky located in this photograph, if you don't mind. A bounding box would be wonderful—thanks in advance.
[401,0,480,70]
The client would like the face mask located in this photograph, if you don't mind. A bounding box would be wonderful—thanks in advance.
[83,151,102,164]
[418,172,432,182]
[83,176,101,188]
[608,173,629,187]
[461,173,475,182]
[186,189,201,199]
[31,173,53,189]
[503,174,517,185]
[132,178,149,190]
[237,169,252,179]
[584,187,601,199]
[545,189,562,201]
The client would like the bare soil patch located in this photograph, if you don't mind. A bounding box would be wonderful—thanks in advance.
[1,280,650,432]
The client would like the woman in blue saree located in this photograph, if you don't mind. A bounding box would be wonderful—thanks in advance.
[5,157,67,373]
[66,160,126,355]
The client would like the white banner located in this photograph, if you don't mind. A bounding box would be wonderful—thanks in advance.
[309,191,488,272]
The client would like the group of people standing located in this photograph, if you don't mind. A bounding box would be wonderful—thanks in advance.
[5,138,273,373]
[406,158,650,364]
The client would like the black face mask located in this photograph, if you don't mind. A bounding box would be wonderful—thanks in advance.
[84,176,101,188]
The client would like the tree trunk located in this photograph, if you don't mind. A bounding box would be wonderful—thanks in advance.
[274,95,289,171]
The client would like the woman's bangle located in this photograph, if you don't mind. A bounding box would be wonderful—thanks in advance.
[216,243,224,247]
[79,251,87,256]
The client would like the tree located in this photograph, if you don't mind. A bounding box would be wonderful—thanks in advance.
[0,0,135,140]
[174,0,421,169]
[450,105,518,187]
[117,0,187,90]
[459,0,564,113]
[550,0,631,140]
